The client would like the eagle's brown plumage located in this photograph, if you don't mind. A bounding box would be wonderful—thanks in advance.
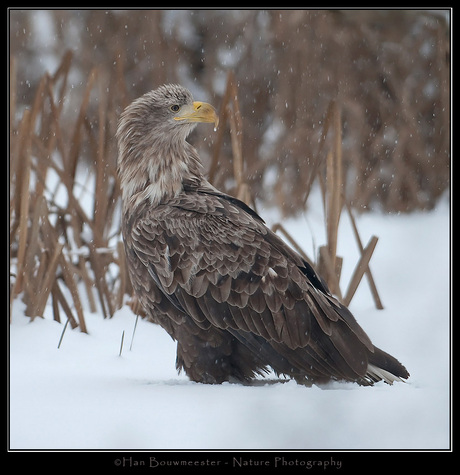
[117,84,409,386]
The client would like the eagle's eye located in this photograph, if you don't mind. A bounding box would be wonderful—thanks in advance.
[170,104,181,112]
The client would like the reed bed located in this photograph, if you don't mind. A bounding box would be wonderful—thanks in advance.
[11,10,449,215]
[9,8,450,329]
[10,52,388,330]
[10,53,126,330]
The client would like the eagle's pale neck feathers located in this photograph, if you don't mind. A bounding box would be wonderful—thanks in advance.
[116,85,214,210]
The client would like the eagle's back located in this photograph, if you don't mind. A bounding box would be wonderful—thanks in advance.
[122,189,409,385]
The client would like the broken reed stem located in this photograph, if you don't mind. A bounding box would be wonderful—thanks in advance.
[57,318,70,349]
[52,282,79,329]
[345,202,384,309]
[129,314,139,351]
[119,330,125,357]
[343,236,379,307]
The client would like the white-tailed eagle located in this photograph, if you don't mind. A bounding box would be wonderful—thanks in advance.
[116,84,409,386]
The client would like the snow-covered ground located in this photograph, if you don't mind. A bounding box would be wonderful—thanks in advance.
[9,196,450,450]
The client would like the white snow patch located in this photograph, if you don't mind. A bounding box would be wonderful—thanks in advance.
[9,198,450,450]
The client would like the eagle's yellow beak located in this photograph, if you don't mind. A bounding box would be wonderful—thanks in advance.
[174,101,219,128]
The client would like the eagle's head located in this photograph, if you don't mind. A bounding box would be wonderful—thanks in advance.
[116,84,218,208]
[117,84,218,150]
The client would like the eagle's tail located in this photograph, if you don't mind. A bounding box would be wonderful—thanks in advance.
[364,346,410,385]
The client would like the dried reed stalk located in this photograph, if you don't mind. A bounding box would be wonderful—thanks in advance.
[11,112,32,297]
[271,223,315,267]
[344,203,384,309]
[343,235,379,308]
[314,101,344,296]
[9,52,121,332]
[209,71,252,206]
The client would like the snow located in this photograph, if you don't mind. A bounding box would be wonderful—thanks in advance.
[9,196,450,450]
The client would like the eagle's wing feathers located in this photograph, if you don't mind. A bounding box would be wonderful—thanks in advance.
[130,190,375,381]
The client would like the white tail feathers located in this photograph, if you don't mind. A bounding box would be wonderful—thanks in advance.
[366,364,407,385]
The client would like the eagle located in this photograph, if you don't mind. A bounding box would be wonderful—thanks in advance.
[116,84,409,386]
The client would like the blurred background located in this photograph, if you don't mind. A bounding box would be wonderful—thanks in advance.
[9,9,451,324]
[10,9,450,214]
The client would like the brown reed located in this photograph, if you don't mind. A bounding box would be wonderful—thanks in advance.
[11,40,436,329]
